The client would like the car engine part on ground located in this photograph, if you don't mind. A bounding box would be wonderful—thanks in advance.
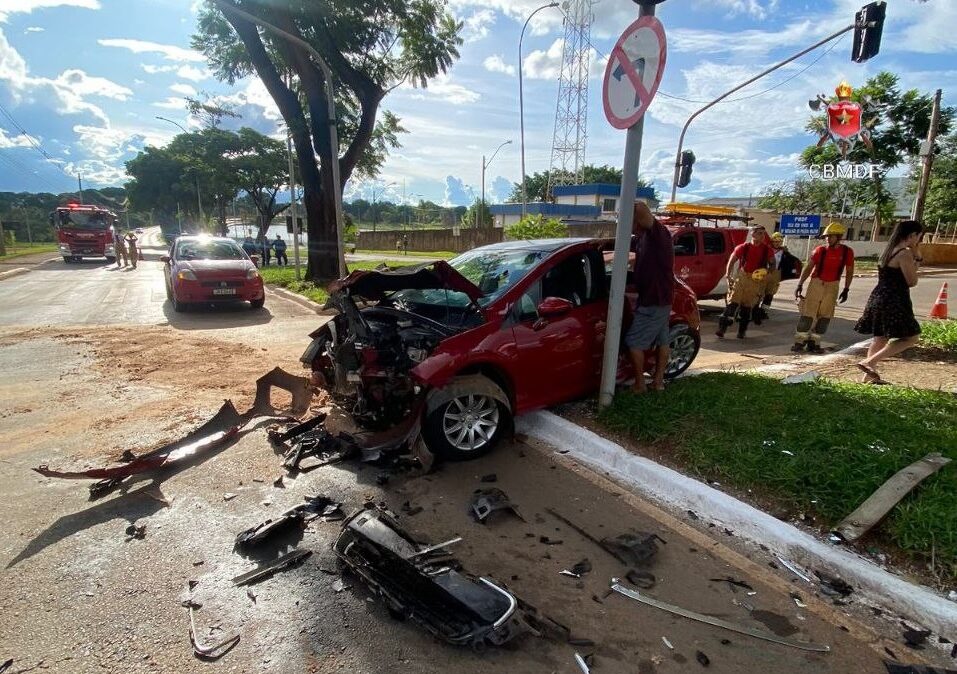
[333,505,537,649]
[470,488,523,524]
[33,400,245,497]
[610,579,830,652]
[232,548,312,586]
[235,495,344,550]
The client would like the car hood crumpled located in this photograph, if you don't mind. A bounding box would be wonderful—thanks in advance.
[328,261,483,303]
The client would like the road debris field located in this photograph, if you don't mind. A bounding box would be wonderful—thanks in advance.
[0,325,953,673]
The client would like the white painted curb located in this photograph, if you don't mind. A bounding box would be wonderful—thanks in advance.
[0,267,29,281]
[516,409,957,636]
[265,286,330,315]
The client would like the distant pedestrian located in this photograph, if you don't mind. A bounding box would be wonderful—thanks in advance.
[791,222,854,353]
[273,235,288,266]
[114,230,129,268]
[624,201,674,393]
[854,220,924,384]
[402,234,409,255]
[716,226,772,339]
[259,236,271,266]
[124,231,138,269]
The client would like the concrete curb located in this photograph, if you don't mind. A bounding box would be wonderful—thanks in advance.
[516,410,957,636]
[0,267,29,281]
[265,285,332,315]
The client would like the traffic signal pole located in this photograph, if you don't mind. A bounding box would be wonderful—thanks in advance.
[668,23,856,204]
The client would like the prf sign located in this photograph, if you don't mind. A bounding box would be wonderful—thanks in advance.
[807,164,878,180]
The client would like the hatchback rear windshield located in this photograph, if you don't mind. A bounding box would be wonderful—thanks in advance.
[175,240,245,261]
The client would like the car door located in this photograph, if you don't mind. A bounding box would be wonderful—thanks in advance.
[508,250,606,411]
[700,230,730,297]
[672,228,708,295]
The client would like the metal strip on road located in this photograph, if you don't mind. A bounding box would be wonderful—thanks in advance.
[610,582,831,652]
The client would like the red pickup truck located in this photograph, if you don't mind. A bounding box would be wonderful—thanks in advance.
[659,205,751,301]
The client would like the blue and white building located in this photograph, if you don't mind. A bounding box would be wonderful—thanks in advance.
[489,184,659,229]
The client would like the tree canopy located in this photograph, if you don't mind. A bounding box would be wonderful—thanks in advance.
[921,131,957,229]
[192,0,461,280]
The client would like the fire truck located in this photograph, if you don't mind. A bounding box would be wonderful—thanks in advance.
[50,201,118,263]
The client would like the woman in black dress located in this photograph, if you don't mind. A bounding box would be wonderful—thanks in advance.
[854,220,924,384]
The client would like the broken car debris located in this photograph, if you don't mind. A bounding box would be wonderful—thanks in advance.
[333,505,538,649]
[471,488,523,523]
[235,495,344,550]
[187,604,240,661]
[611,578,830,652]
[232,548,312,587]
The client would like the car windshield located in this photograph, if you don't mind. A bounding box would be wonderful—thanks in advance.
[176,240,245,261]
[388,248,548,312]
[57,210,110,230]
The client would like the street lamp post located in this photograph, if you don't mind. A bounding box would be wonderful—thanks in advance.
[482,140,512,227]
[519,2,559,219]
[156,116,204,228]
[370,181,396,233]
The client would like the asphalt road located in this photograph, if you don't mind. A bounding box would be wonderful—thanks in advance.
[0,235,951,672]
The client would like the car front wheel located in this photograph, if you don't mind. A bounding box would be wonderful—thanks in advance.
[665,323,700,379]
[422,392,510,461]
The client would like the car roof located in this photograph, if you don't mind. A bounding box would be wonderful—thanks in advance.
[175,235,239,244]
[464,238,595,255]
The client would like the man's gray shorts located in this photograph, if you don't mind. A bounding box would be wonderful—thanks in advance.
[625,304,672,350]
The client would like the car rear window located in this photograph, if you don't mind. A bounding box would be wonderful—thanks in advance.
[703,231,726,254]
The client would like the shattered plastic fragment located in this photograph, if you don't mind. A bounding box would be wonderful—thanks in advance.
[471,488,523,523]
[696,650,710,667]
[662,636,674,650]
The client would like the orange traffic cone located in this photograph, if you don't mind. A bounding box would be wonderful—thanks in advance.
[929,282,948,319]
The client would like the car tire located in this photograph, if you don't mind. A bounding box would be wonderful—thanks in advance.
[171,295,188,313]
[105,256,116,264]
[422,392,510,462]
[250,297,265,310]
[664,323,700,379]
[63,256,72,263]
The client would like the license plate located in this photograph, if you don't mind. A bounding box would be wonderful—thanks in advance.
[212,288,236,296]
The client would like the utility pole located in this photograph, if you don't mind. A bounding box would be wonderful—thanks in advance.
[598,1,658,409]
[77,173,84,204]
[912,88,942,222]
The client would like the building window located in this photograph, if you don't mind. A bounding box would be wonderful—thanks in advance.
[602,198,616,212]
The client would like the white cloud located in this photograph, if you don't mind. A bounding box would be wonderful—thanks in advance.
[0,0,99,22]
[24,26,44,33]
[152,96,186,110]
[669,21,820,57]
[523,38,564,80]
[462,9,495,42]
[55,69,132,100]
[407,73,481,105]
[0,127,35,148]
[483,55,515,77]
[700,0,779,20]
[170,82,197,97]
[97,38,205,63]
[141,63,210,81]
[447,0,563,37]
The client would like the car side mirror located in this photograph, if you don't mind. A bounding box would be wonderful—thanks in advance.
[537,296,574,318]
[159,255,170,263]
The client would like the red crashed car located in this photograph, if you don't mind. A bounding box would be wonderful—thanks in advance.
[161,235,265,312]
[301,238,700,460]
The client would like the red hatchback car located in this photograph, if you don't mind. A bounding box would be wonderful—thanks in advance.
[301,238,700,461]
[161,235,265,312]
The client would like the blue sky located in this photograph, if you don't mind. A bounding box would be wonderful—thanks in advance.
[0,0,954,206]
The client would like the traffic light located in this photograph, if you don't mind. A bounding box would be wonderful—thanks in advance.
[852,1,886,64]
[676,150,695,189]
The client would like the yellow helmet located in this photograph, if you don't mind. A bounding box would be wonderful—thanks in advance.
[751,268,768,282]
[771,232,784,242]
[823,222,846,237]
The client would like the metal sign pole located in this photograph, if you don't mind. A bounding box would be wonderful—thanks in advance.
[598,2,656,409]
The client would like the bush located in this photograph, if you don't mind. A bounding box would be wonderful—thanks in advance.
[921,319,957,350]
[505,214,566,240]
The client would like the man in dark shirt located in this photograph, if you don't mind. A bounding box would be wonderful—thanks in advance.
[623,201,674,393]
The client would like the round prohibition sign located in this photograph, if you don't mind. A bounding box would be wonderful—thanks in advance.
[602,16,667,130]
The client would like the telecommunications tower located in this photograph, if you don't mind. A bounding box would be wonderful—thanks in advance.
[546,0,594,197]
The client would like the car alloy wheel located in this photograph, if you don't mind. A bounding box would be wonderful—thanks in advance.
[442,393,500,453]
[665,324,699,379]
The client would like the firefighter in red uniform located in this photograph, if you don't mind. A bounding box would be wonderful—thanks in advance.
[716,226,772,339]
[792,222,854,353]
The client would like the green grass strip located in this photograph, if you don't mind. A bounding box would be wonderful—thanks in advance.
[598,372,957,580]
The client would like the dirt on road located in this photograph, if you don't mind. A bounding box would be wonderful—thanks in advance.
[0,326,943,673]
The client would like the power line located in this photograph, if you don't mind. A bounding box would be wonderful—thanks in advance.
[0,146,65,194]
[0,101,76,179]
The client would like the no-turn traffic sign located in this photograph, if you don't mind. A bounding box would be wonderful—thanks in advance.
[602,16,667,130]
